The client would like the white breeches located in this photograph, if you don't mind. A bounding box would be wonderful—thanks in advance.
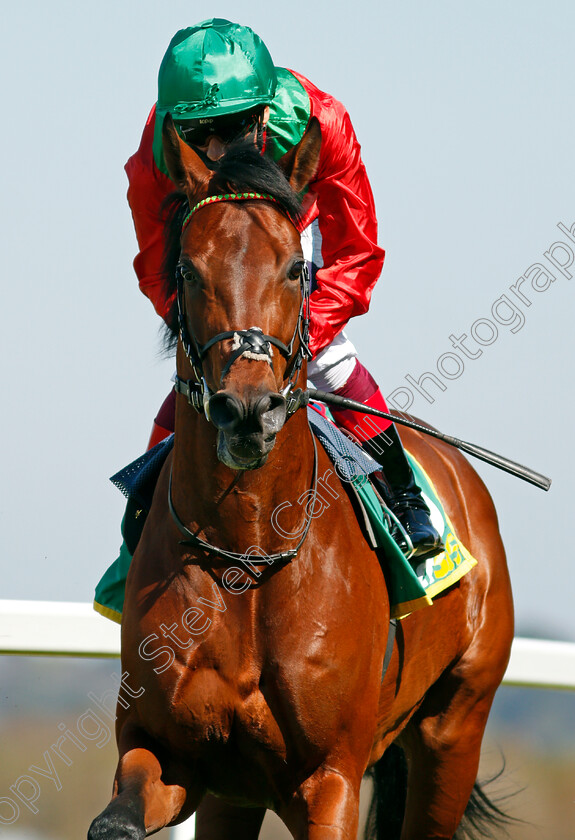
[301,221,358,393]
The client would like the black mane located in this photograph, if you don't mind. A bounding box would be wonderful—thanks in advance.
[160,140,303,352]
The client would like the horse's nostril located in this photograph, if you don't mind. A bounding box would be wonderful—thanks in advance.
[255,393,285,414]
[269,393,287,414]
[255,393,287,433]
[208,393,245,431]
[209,390,287,436]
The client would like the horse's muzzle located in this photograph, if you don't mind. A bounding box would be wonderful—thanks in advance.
[208,390,287,469]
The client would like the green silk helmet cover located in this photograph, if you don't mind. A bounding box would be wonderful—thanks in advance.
[158,19,277,119]
[152,19,310,175]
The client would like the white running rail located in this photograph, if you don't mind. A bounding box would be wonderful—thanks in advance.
[0,600,121,657]
[2,600,574,840]
[2,600,574,689]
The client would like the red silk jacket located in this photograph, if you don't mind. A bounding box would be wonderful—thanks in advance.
[125,70,385,357]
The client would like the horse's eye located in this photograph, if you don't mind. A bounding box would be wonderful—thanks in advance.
[179,264,197,284]
[288,261,304,281]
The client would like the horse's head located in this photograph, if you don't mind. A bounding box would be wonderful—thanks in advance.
[162,115,321,470]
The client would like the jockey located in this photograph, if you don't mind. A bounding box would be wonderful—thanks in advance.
[125,18,442,560]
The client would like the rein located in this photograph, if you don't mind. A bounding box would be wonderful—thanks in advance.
[169,433,319,568]
[174,192,311,419]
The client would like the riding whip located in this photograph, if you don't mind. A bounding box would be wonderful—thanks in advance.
[305,389,552,491]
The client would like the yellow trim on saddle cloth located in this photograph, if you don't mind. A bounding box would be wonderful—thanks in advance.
[390,453,478,620]
[93,600,122,625]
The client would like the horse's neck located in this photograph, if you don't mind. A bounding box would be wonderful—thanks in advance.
[171,405,314,554]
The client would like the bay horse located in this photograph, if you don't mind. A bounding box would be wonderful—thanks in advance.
[89,116,514,840]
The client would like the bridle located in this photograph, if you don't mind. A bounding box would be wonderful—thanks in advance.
[169,190,319,568]
[173,192,311,421]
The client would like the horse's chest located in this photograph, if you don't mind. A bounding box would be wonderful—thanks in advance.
[144,655,338,780]
[145,664,283,753]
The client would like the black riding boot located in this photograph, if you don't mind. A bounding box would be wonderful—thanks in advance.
[363,425,444,559]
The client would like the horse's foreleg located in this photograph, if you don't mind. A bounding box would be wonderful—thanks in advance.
[88,729,202,839]
[282,767,361,840]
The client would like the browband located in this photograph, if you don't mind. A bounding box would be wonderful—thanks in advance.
[182,192,293,232]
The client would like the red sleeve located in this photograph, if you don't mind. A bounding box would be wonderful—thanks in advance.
[124,105,176,321]
[289,72,385,357]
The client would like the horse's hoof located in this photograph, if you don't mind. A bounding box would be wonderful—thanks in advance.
[88,802,145,840]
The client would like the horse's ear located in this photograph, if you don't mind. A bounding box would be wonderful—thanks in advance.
[162,113,211,195]
[279,116,322,193]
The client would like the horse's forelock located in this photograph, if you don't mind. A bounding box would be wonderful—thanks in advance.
[211,140,303,224]
[160,140,303,353]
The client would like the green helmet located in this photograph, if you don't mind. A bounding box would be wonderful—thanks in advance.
[156,19,278,123]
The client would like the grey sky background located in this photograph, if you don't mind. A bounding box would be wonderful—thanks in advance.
[1,0,573,640]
